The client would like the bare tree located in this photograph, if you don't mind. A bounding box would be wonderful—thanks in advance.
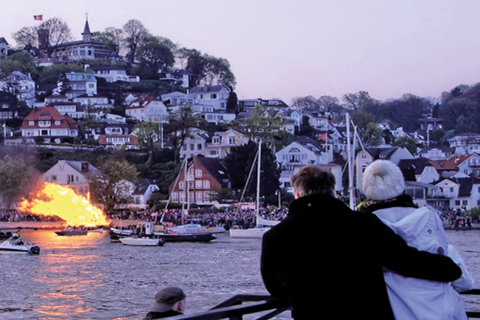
[38,17,72,56]
[12,26,38,48]
[122,19,149,63]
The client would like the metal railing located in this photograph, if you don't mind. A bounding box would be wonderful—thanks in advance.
[161,290,480,320]
[164,294,291,320]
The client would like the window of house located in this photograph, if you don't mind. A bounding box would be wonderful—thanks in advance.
[67,175,74,184]
[195,180,202,189]
[188,181,194,190]
[179,181,184,189]
[203,180,210,189]
[463,200,468,206]
[204,192,211,202]
[455,200,460,206]
[197,144,202,150]
[51,175,57,181]
[187,169,194,181]
[195,169,202,178]
[229,137,236,145]
[190,144,194,150]
[196,192,203,202]
[211,94,217,99]
[29,121,34,126]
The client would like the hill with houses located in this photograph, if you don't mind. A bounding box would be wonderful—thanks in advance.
[1,17,480,214]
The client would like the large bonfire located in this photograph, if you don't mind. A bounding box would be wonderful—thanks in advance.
[19,182,111,227]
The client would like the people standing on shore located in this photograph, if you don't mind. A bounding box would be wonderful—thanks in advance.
[360,160,474,319]
[261,164,462,320]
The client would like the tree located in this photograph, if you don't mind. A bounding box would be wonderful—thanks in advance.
[38,63,83,84]
[318,95,342,114]
[342,91,376,111]
[163,105,204,163]
[226,90,239,113]
[361,123,383,146]
[37,17,72,56]
[132,121,159,150]
[223,141,280,203]
[180,48,236,88]
[12,26,38,49]
[136,37,175,79]
[92,27,123,54]
[88,159,139,213]
[292,96,320,111]
[392,135,418,155]
[122,19,149,63]
[0,152,37,208]
[232,103,286,149]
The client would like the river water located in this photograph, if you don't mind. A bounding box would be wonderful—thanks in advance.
[0,229,479,320]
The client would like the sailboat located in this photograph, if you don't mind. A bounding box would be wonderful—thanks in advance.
[229,140,280,238]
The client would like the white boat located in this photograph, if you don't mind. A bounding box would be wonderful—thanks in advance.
[230,141,280,238]
[0,233,40,254]
[119,236,165,246]
[87,227,104,233]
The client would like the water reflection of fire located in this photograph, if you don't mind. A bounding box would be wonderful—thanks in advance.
[19,182,111,227]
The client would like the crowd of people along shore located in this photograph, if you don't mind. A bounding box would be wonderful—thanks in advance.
[0,206,289,230]
[0,205,478,230]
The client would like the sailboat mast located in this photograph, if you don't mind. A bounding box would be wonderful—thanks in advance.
[256,140,262,221]
[346,113,355,209]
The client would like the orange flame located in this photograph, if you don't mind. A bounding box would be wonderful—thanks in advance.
[19,182,111,227]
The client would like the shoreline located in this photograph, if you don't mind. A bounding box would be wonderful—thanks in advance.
[0,219,141,230]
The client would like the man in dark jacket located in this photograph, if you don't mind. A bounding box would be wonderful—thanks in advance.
[261,165,462,319]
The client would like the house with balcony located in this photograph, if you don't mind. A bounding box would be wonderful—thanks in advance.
[20,106,78,143]
[168,156,231,206]
[448,132,480,154]
[430,176,480,211]
[179,128,209,160]
[50,102,85,119]
[40,160,98,196]
[276,137,341,193]
[126,95,169,122]
[204,129,250,159]
[158,69,191,88]
[62,72,97,99]
[90,65,139,83]
[161,91,194,106]
[190,85,231,111]
[73,93,111,109]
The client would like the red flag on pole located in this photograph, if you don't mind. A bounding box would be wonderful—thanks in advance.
[317,133,327,140]
[34,15,43,21]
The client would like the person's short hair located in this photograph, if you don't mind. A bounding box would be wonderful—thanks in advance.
[151,287,186,312]
[291,165,335,197]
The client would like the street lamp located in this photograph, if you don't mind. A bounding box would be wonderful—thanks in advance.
[275,190,281,208]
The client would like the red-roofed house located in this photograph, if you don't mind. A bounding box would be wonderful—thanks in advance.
[98,134,139,150]
[20,106,78,143]
[427,153,480,178]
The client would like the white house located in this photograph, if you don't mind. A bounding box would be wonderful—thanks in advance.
[204,129,250,159]
[90,65,139,83]
[40,160,98,196]
[0,71,36,107]
[190,85,231,111]
[276,138,340,193]
[62,72,97,99]
[161,91,194,106]
[126,96,169,122]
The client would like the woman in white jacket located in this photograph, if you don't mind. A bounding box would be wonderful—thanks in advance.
[360,160,474,320]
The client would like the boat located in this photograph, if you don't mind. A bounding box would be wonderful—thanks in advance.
[54,226,88,236]
[110,221,217,243]
[0,230,15,240]
[86,227,104,233]
[119,236,165,246]
[0,233,40,254]
[230,141,280,238]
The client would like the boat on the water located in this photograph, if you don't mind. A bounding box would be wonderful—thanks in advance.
[110,221,217,242]
[54,226,88,236]
[0,230,15,240]
[230,141,280,238]
[0,233,40,254]
[86,227,104,233]
[119,236,165,246]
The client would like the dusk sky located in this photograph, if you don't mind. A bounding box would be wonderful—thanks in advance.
[1,0,479,104]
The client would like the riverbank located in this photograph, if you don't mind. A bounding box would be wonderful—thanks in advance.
[0,219,141,230]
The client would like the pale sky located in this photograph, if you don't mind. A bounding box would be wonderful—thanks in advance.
[1,0,480,105]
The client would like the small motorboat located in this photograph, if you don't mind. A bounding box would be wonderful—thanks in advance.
[86,227,104,233]
[119,236,165,246]
[54,226,88,236]
[0,233,40,254]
